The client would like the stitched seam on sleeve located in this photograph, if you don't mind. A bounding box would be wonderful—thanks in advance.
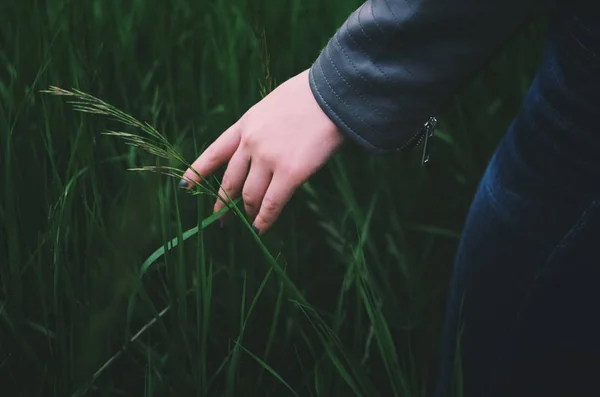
[333,23,375,90]
[331,34,391,124]
[356,2,415,82]
[368,0,386,36]
[317,52,381,136]
[385,0,413,16]
[310,66,385,152]
[347,9,393,85]
[381,0,417,80]
[356,3,374,41]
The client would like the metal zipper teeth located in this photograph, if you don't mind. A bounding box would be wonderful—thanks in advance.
[395,116,438,166]
[396,128,425,152]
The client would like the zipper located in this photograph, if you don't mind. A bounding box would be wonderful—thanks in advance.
[396,116,438,166]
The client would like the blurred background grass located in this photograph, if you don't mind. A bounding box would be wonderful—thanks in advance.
[0,0,546,396]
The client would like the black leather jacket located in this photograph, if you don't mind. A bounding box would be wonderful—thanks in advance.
[308,0,539,157]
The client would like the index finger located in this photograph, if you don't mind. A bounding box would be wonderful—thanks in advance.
[180,123,241,188]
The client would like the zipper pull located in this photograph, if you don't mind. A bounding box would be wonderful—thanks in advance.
[421,116,437,166]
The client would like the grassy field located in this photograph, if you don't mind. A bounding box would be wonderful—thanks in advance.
[1,1,546,396]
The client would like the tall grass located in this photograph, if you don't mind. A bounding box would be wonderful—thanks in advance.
[0,0,545,395]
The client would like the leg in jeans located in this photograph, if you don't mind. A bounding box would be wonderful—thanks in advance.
[434,5,600,397]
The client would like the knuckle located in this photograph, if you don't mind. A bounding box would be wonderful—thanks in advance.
[261,196,279,214]
[279,163,300,179]
[204,147,220,167]
[255,212,272,227]
[240,134,251,149]
[240,130,257,149]
[242,190,256,208]
[261,151,278,166]
[220,178,232,193]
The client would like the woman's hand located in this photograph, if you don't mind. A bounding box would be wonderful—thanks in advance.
[180,69,345,235]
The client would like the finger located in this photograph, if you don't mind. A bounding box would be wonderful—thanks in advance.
[213,148,250,215]
[241,162,273,224]
[252,171,301,235]
[181,123,241,188]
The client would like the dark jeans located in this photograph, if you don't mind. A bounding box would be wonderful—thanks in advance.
[434,5,600,397]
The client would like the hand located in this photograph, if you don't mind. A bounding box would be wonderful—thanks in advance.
[180,69,345,235]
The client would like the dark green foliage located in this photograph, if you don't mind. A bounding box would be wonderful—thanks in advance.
[0,0,546,395]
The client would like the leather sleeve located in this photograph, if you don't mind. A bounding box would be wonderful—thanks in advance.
[309,0,538,154]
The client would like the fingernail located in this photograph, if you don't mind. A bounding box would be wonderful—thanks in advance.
[178,179,189,189]
[251,224,260,235]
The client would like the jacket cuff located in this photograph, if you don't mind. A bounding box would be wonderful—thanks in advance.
[308,41,430,155]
